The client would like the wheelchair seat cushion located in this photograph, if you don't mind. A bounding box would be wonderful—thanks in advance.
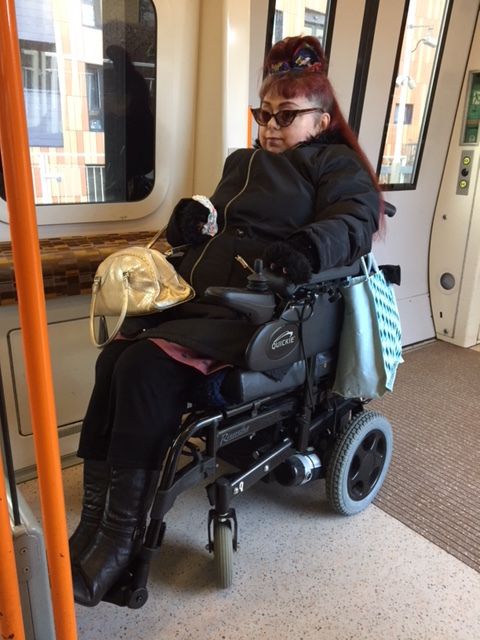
[219,350,336,405]
[221,361,306,404]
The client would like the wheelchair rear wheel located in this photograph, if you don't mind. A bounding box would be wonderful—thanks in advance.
[326,410,393,515]
[214,520,234,588]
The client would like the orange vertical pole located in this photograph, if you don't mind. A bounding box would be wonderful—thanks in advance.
[0,456,26,640]
[247,105,253,148]
[0,1,77,639]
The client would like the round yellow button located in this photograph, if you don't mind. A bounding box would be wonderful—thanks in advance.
[459,180,468,188]
[463,156,471,165]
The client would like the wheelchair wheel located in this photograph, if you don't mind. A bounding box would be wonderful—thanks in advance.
[214,520,234,589]
[326,410,393,516]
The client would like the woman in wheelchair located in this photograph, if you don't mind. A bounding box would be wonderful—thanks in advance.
[70,35,385,607]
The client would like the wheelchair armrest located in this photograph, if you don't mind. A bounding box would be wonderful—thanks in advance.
[308,261,361,284]
[384,200,397,217]
[264,260,362,298]
[204,261,361,324]
[203,287,276,324]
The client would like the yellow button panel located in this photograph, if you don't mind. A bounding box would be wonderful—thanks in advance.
[457,151,474,195]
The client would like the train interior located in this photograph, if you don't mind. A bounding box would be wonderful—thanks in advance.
[1,0,480,638]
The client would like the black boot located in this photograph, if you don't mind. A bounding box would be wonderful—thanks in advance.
[72,467,158,607]
[69,460,110,565]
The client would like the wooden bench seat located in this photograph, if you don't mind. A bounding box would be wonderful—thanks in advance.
[0,232,170,306]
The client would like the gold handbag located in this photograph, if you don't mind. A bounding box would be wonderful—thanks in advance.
[89,229,194,348]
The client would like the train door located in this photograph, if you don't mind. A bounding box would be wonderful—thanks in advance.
[263,0,479,345]
[353,0,478,345]
[429,14,480,348]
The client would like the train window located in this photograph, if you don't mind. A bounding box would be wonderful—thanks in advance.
[14,0,156,207]
[378,0,451,189]
[267,1,335,55]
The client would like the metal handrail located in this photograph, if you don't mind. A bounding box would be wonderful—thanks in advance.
[0,457,25,640]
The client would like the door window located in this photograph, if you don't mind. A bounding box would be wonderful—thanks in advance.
[378,0,451,189]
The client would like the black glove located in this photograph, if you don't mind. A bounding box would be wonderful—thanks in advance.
[172,198,209,245]
[263,240,314,285]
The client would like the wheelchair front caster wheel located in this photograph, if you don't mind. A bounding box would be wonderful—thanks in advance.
[326,410,393,515]
[214,521,234,588]
[127,587,149,609]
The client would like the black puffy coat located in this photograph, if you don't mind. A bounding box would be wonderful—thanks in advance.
[124,139,380,365]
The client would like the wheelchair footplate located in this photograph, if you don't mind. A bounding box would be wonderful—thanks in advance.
[102,522,166,609]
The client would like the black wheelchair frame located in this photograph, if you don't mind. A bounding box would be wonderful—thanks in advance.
[102,260,394,609]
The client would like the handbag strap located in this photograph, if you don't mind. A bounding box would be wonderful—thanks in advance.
[145,225,167,250]
[89,274,130,348]
[360,253,379,277]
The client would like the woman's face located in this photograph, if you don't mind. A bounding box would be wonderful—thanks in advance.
[258,91,330,153]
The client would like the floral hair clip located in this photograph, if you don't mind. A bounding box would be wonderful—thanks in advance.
[270,60,293,73]
[268,45,325,75]
[304,62,324,73]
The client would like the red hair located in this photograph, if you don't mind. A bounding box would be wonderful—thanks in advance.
[261,36,385,231]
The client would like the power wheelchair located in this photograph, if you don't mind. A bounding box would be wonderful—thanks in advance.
[103,256,394,609]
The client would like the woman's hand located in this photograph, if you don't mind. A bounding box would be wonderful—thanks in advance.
[263,240,314,284]
[174,198,210,245]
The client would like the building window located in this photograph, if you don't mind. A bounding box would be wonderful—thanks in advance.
[85,64,103,131]
[394,103,413,125]
[20,42,63,147]
[22,50,36,89]
[304,8,326,41]
[21,45,58,92]
[81,0,101,28]
[273,10,283,44]
[86,165,105,202]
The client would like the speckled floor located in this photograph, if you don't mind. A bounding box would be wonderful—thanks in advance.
[20,462,480,640]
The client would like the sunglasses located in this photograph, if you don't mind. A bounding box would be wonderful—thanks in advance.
[250,107,324,128]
